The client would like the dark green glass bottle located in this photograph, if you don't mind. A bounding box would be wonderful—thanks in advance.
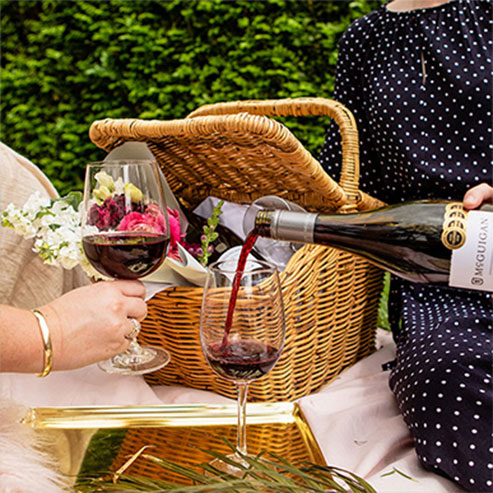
[254,200,492,291]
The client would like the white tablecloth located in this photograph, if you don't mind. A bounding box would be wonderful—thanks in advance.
[297,330,463,492]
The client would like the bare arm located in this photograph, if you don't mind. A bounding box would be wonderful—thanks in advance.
[0,280,148,373]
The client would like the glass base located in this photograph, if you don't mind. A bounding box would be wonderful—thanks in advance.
[98,345,170,376]
[208,453,251,476]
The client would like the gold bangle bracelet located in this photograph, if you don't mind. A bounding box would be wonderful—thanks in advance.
[31,309,53,377]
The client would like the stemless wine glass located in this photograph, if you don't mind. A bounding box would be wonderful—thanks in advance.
[81,159,171,375]
[200,259,285,473]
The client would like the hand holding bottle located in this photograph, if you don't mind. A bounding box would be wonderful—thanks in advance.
[463,183,493,210]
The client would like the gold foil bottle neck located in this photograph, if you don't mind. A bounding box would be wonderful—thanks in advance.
[255,209,275,227]
[442,202,467,250]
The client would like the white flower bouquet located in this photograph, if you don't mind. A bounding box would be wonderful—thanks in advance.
[2,191,102,279]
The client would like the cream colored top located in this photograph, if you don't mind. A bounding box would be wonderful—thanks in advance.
[0,141,88,309]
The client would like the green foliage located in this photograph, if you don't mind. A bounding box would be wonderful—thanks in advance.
[1,0,381,195]
[198,199,224,267]
[77,437,377,492]
[378,272,391,331]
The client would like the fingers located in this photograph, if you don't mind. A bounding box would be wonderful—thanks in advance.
[123,296,148,322]
[463,183,493,210]
[111,280,147,299]
[88,281,147,320]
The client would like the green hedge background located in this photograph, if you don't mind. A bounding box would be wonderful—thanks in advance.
[1,0,382,194]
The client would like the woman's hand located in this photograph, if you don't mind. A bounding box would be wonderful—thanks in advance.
[463,183,493,210]
[40,280,147,371]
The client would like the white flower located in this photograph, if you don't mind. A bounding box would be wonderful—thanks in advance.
[113,177,125,195]
[2,203,37,238]
[23,192,50,216]
[95,171,114,190]
[0,191,107,278]
[58,245,81,270]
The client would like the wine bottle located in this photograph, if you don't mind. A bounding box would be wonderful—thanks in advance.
[253,200,493,292]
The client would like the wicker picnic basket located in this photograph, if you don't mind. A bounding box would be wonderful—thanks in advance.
[89,97,385,402]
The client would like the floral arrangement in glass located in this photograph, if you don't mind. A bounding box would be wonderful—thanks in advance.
[1,171,223,280]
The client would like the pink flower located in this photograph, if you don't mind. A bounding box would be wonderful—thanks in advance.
[166,207,184,261]
[88,196,126,231]
[117,206,183,262]
[145,203,163,218]
[180,239,203,258]
[166,207,182,239]
[118,211,166,234]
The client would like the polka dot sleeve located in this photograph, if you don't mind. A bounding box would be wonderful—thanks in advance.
[319,14,386,202]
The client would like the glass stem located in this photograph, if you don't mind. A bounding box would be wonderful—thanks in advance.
[236,383,248,456]
[113,339,145,366]
[126,339,144,355]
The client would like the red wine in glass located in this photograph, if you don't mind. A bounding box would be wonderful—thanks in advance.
[206,339,281,382]
[82,159,171,375]
[200,257,285,474]
[82,232,168,280]
[211,233,280,383]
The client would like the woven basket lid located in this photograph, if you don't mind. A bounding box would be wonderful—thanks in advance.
[89,98,383,212]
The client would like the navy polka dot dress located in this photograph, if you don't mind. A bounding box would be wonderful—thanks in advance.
[319,1,492,491]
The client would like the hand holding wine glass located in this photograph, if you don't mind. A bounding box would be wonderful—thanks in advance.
[81,159,171,375]
[200,258,285,473]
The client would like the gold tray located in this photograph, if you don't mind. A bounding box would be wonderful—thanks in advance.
[23,402,325,487]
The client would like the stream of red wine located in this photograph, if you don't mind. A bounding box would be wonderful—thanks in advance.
[221,231,258,347]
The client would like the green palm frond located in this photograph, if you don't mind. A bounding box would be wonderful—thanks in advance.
[76,442,377,493]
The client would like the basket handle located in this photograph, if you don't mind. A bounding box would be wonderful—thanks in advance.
[188,98,383,210]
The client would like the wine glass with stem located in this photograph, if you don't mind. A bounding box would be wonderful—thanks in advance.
[81,159,171,375]
[200,258,285,473]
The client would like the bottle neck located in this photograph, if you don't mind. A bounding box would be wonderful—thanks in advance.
[253,204,449,257]
[255,210,318,243]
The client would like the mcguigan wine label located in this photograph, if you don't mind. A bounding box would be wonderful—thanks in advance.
[441,202,468,250]
[449,210,493,292]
